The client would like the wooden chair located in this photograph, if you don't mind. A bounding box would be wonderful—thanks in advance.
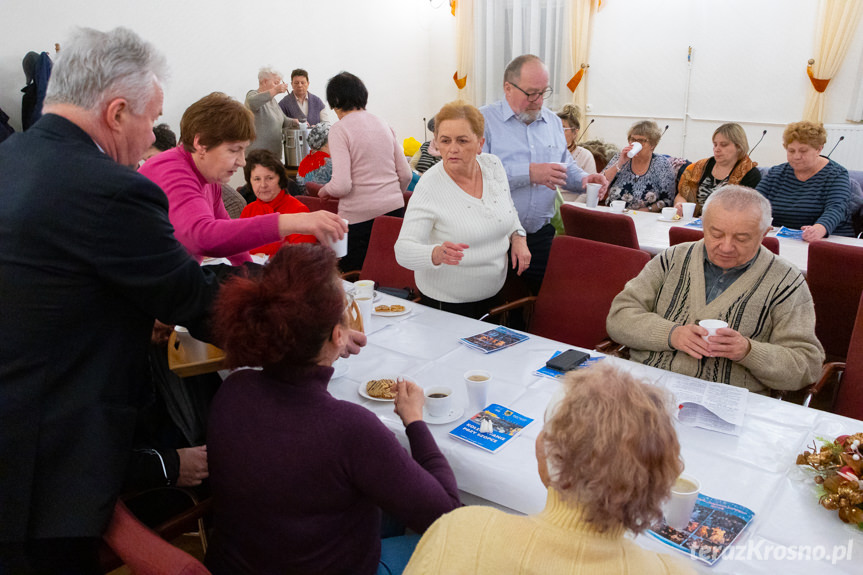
[560,204,640,250]
[341,216,419,299]
[668,226,780,255]
[296,195,339,214]
[100,499,211,574]
[805,291,863,420]
[807,241,863,362]
[486,236,650,349]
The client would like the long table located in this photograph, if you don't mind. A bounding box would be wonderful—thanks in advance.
[562,201,863,275]
[328,293,862,574]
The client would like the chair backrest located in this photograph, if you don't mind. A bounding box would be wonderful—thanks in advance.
[668,226,780,255]
[296,195,339,214]
[807,242,863,361]
[360,216,418,293]
[530,236,650,349]
[835,292,863,420]
[560,204,640,250]
[304,181,323,197]
[101,500,211,575]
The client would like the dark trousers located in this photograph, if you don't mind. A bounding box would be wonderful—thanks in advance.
[0,538,102,575]
[419,293,501,321]
[520,223,556,295]
[338,208,404,273]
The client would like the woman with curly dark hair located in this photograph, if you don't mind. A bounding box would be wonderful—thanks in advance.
[405,363,694,574]
[205,244,460,575]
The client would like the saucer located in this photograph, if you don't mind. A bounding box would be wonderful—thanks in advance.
[423,406,465,425]
[657,216,681,223]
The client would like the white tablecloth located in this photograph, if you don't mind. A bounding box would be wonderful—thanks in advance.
[330,293,863,574]
[563,202,863,275]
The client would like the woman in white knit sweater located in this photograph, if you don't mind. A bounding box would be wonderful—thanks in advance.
[395,102,530,318]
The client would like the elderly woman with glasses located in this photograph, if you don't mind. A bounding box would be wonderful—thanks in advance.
[404,363,694,574]
[603,120,676,212]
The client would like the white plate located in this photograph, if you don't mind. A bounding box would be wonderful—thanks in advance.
[358,378,397,402]
[423,405,465,425]
[657,216,682,223]
[332,359,349,379]
[372,303,412,317]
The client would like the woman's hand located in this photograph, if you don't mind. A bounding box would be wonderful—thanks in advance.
[393,377,424,426]
[801,223,827,242]
[269,81,288,97]
[340,329,367,358]
[510,235,531,276]
[432,241,469,266]
[278,211,347,244]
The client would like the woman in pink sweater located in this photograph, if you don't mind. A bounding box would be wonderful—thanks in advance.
[319,72,412,272]
[140,92,345,265]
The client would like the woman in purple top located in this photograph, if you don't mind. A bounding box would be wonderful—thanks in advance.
[205,244,461,575]
[140,92,345,265]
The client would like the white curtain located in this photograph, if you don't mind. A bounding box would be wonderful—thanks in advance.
[454,0,475,103]
[568,0,599,122]
[471,0,574,109]
[849,49,863,122]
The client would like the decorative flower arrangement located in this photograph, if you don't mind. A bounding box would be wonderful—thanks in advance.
[796,433,863,527]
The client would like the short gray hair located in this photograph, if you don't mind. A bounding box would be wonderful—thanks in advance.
[258,67,281,82]
[45,27,167,114]
[503,54,543,85]
[703,185,772,232]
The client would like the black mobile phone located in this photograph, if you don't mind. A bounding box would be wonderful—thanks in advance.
[545,349,590,372]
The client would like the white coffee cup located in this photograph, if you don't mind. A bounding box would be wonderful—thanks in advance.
[661,207,677,220]
[354,280,375,300]
[626,141,643,158]
[698,319,728,342]
[585,183,601,208]
[610,200,626,213]
[663,474,700,530]
[329,218,349,258]
[681,202,696,219]
[174,326,207,358]
[425,386,453,418]
[464,370,492,413]
[356,297,373,333]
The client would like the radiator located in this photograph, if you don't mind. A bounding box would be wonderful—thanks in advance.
[824,124,863,171]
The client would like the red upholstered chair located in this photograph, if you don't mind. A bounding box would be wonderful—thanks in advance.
[668,226,780,255]
[304,181,323,197]
[560,204,640,250]
[807,241,863,362]
[100,500,211,574]
[486,236,650,349]
[341,216,419,298]
[805,291,863,420]
[296,195,339,214]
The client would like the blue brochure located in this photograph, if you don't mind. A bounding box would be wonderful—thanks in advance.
[449,404,534,453]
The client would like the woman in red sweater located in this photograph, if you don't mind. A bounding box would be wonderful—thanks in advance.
[240,149,317,257]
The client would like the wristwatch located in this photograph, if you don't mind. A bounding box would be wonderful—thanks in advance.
[513,229,527,238]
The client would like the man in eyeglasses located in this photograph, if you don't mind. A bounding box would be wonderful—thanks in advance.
[481,54,607,293]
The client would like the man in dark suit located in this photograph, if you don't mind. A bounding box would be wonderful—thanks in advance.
[0,27,228,573]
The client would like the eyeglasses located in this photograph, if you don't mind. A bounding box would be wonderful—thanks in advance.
[562,127,579,132]
[628,136,649,145]
[509,82,552,103]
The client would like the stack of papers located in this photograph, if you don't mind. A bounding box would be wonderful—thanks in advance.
[661,374,748,436]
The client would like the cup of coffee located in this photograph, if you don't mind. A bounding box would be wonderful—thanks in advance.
[610,200,626,213]
[329,218,350,258]
[464,370,492,413]
[663,474,700,530]
[698,319,728,342]
[661,207,677,220]
[681,202,696,219]
[585,183,601,208]
[425,386,453,418]
[354,279,374,300]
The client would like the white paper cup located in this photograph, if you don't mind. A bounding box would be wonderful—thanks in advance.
[681,202,696,219]
[425,386,453,418]
[661,207,677,220]
[329,218,349,258]
[354,280,374,300]
[626,141,643,158]
[356,297,373,333]
[464,370,491,413]
[699,319,728,342]
[663,474,700,530]
[174,326,207,358]
[610,200,626,212]
[585,183,601,208]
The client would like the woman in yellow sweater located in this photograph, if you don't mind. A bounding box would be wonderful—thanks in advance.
[404,363,696,575]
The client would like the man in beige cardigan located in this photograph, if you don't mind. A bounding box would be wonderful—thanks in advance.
[607,185,824,394]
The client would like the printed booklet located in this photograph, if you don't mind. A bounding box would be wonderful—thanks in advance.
[449,404,534,453]
[459,326,529,354]
[534,350,604,380]
[647,493,755,566]
[776,226,804,240]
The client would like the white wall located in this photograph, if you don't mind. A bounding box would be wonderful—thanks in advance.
[1,0,458,149]
[586,0,863,169]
